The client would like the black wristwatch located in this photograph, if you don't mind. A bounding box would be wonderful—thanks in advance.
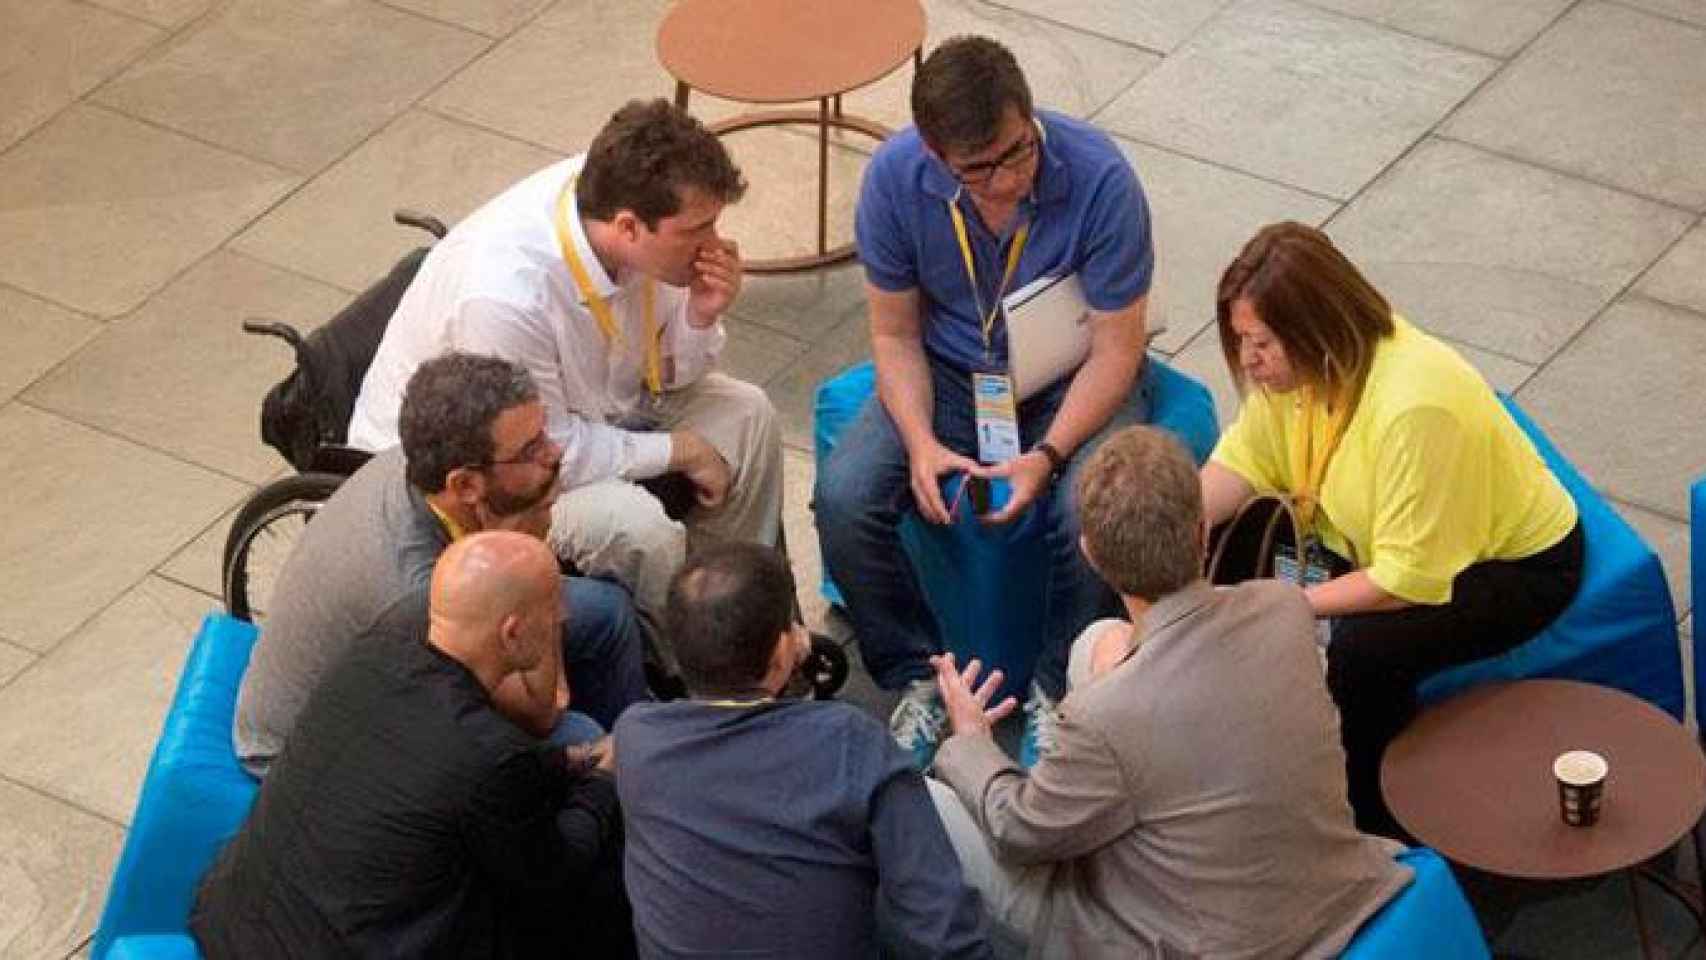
[1032,440,1066,481]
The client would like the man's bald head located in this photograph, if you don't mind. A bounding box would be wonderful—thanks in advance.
[432,532,560,639]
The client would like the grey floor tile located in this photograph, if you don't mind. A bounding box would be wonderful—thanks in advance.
[720,320,807,390]
[426,0,675,155]
[1638,225,1706,315]
[1451,343,1536,395]
[24,252,351,484]
[375,0,551,36]
[835,0,1163,133]
[85,0,215,29]
[0,777,125,960]
[1303,0,1572,56]
[714,128,869,267]
[765,314,874,453]
[1613,499,1692,620]
[0,287,99,407]
[1516,297,1706,517]
[1098,0,1494,200]
[1115,138,1340,354]
[988,0,1233,52]
[0,576,214,823]
[727,263,868,344]
[1444,2,1706,211]
[0,639,34,689]
[1327,139,1693,363]
[1615,0,1706,28]
[156,505,242,602]
[230,110,559,293]
[0,404,246,652]
[0,0,162,153]
[0,106,298,318]
[93,0,490,174]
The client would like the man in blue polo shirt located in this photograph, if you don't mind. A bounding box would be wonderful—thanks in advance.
[816,35,1155,768]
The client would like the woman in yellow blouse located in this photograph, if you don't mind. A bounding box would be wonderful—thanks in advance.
[1201,222,1583,836]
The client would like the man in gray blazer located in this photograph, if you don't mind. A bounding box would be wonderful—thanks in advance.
[929,426,1410,959]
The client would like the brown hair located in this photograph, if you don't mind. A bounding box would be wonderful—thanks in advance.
[1216,222,1393,411]
[911,35,1033,154]
[1074,427,1202,602]
[576,98,747,230]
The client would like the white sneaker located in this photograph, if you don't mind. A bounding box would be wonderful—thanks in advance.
[889,678,946,771]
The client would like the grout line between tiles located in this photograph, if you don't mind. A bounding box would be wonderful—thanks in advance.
[365,0,513,39]
[0,771,130,832]
[1285,0,1528,59]
[973,0,1174,58]
[12,398,266,491]
[1104,130,1347,205]
[220,246,364,297]
[414,104,574,157]
[1601,0,1706,33]
[1430,134,1703,218]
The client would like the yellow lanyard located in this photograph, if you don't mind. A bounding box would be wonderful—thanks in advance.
[947,197,1030,362]
[426,501,466,542]
[1287,385,1353,535]
[554,180,663,396]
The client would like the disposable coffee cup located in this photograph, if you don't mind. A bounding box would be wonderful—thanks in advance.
[1553,750,1608,827]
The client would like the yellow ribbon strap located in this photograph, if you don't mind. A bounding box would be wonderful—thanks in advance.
[554,178,663,396]
[1287,384,1353,534]
[947,197,1030,360]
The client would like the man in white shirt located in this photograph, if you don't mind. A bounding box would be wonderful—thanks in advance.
[349,98,779,667]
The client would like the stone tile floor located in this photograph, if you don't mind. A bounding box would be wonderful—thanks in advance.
[1,0,1702,956]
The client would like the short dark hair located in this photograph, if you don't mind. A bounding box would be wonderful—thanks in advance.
[399,352,538,493]
[1216,221,1394,411]
[912,35,1033,154]
[575,98,747,230]
[1075,427,1203,602]
[665,541,797,697]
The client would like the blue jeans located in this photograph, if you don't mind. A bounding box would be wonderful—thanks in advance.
[815,360,1150,699]
[560,576,648,729]
[548,709,607,747]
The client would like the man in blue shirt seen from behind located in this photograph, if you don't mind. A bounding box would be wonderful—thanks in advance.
[816,35,1157,769]
[615,541,990,960]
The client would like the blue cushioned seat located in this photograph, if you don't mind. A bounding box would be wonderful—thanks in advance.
[814,356,1219,699]
[1418,399,1684,719]
[1341,847,1489,959]
[90,613,260,960]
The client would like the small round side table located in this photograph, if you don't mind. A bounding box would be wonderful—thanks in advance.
[1382,679,1706,957]
[657,0,926,273]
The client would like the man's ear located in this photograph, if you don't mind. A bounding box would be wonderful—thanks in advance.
[443,465,485,508]
[497,612,532,668]
[610,209,642,243]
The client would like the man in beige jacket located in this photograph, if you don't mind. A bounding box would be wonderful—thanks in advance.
[929,426,1411,958]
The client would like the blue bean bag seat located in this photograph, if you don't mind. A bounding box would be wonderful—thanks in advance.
[1341,847,1489,959]
[813,356,1219,699]
[1418,399,1684,719]
[90,613,260,960]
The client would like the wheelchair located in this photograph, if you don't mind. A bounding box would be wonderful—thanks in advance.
[223,209,849,700]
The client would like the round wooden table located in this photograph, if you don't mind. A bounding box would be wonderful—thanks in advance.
[1382,679,1706,956]
[657,0,926,272]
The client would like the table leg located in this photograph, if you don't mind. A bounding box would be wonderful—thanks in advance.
[1629,868,1658,959]
[817,97,829,256]
[675,80,691,113]
[833,94,843,119]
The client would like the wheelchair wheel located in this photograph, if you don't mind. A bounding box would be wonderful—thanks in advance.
[804,633,850,700]
[222,472,345,623]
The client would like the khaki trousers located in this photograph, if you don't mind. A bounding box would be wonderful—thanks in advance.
[547,373,782,672]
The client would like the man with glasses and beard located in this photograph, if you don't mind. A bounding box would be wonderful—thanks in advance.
[234,351,646,776]
[816,35,1158,770]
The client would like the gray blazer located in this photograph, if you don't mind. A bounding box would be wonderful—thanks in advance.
[935,579,1410,959]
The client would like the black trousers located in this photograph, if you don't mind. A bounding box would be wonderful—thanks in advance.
[1327,521,1585,837]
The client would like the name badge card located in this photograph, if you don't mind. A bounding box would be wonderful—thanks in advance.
[972,372,1021,464]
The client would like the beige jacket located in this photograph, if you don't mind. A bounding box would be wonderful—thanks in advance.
[934,579,1410,959]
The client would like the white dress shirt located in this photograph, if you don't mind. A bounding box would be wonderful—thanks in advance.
[348,156,725,488]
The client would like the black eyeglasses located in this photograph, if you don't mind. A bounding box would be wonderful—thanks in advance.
[951,134,1039,186]
[484,433,555,469]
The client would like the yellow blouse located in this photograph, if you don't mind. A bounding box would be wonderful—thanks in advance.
[1211,315,1577,604]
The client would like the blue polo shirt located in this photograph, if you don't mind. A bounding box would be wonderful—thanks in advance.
[855,110,1153,379]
